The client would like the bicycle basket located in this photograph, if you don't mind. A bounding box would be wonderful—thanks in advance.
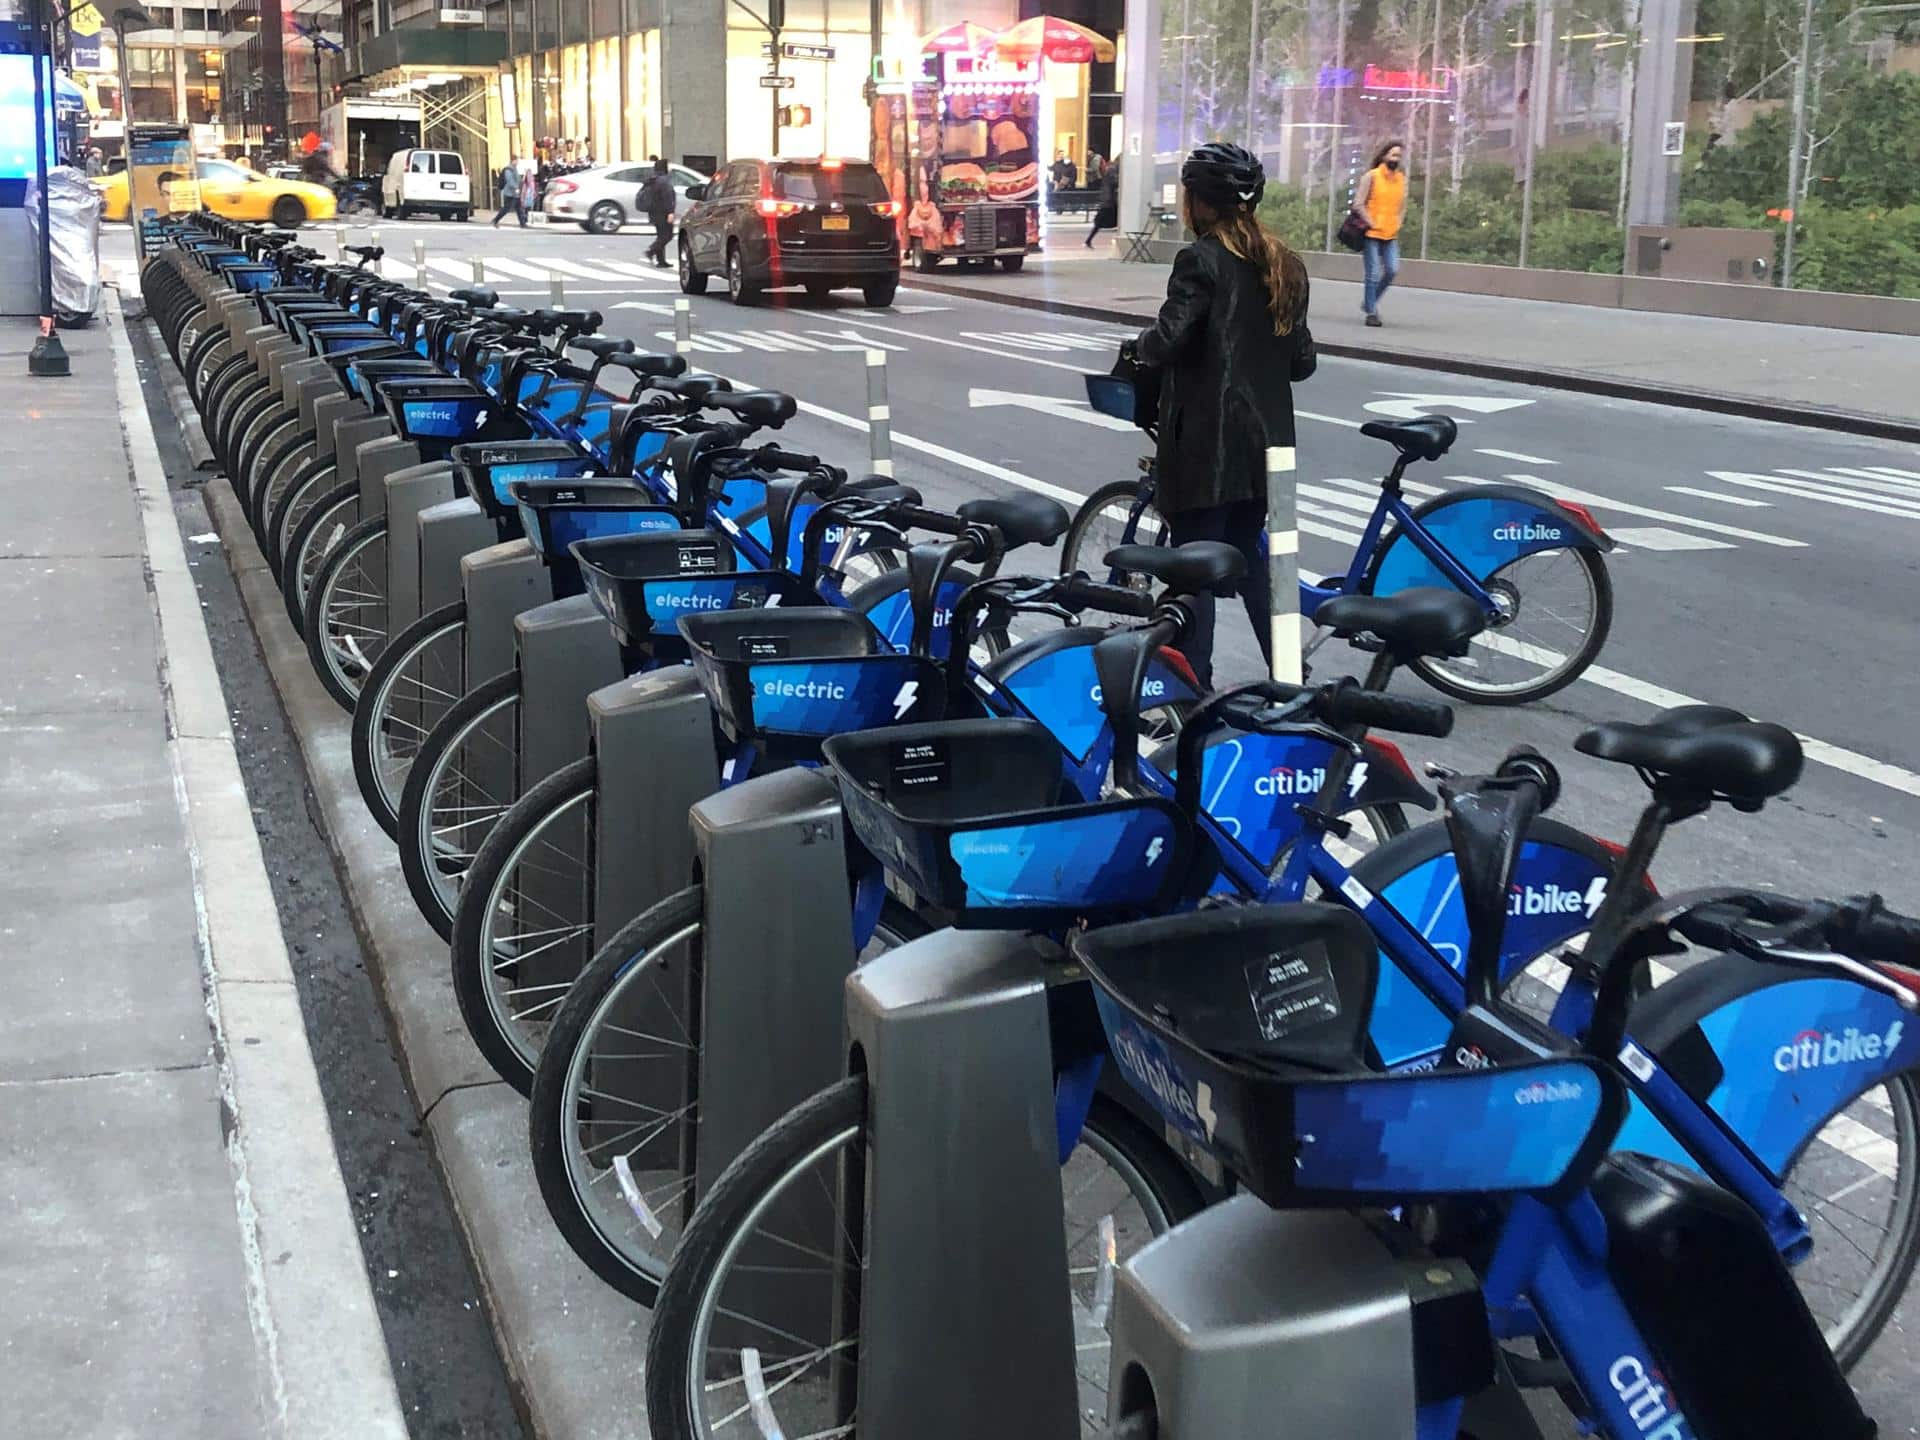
[1073,907,1618,1206]
[454,440,598,519]
[681,608,955,757]
[510,477,682,563]
[823,719,1191,927]
[570,531,820,653]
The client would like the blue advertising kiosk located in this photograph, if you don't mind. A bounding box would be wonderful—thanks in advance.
[1,19,60,327]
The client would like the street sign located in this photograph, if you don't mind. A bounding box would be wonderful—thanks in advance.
[759,73,796,89]
[763,41,837,59]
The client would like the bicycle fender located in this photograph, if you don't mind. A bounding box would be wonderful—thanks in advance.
[1350,818,1630,1068]
[1368,484,1613,598]
[1617,962,1920,1183]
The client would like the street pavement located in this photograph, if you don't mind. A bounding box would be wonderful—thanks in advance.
[101,215,1920,1428]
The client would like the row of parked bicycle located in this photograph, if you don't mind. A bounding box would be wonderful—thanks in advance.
[145,212,1917,1440]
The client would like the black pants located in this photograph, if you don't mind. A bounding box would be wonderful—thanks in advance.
[1167,497,1272,689]
[492,197,525,227]
[647,213,673,263]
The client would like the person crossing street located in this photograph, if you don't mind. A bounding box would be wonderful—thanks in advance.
[640,157,677,267]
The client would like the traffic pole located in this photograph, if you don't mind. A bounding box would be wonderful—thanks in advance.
[1266,445,1302,684]
[471,256,486,286]
[335,224,347,261]
[413,239,426,290]
[673,297,692,356]
[865,349,893,478]
[550,272,566,308]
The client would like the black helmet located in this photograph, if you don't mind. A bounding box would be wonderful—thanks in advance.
[1181,142,1265,209]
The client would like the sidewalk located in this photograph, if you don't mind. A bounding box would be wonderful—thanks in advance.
[0,307,405,1437]
[920,239,1920,436]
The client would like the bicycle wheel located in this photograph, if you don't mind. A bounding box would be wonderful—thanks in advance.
[281,479,358,634]
[266,459,332,580]
[1403,548,1613,707]
[449,756,598,1091]
[530,889,929,1300]
[303,515,387,711]
[1784,1070,1920,1370]
[351,600,467,837]
[644,1078,1201,1439]
[1062,480,1168,587]
[247,428,312,541]
[398,672,520,941]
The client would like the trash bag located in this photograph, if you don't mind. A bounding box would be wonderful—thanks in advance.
[25,166,102,326]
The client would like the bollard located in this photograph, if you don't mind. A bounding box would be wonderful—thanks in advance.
[550,273,566,308]
[673,297,692,356]
[472,256,486,285]
[413,239,427,290]
[865,349,894,478]
[1265,444,1302,684]
[335,224,346,260]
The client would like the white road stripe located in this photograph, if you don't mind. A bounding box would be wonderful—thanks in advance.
[1476,447,1557,465]
[1475,632,1920,798]
[1665,485,1773,508]
[1819,1111,1900,1182]
[1706,470,1920,520]
[1864,466,1920,481]
[533,256,651,284]
[1776,467,1920,505]
[1503,473,1807,548]
[466,255,556,281]
[594,258,680,281]
[1605,526,1735,552]
[1822,466,1920,496]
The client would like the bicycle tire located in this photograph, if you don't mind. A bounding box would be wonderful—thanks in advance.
[1063,479,1168,584]
[644,1077,1203,1439]
[398,671,520,942]
[449,755,598,1092]
[302,514,388,711]
[1398,551,1613,708]
[235,408,297,511]
[1790,1068,1920,1371]
[265,458,331,580]
[280,479,359,634]
[248,425,311,540]
[350,599,467,837]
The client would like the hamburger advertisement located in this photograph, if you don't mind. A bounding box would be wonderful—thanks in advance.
[936,86,1039,205]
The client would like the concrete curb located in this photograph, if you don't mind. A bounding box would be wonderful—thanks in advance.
[172,388,655,1435]
[901,275,1920,445]
[108,288,409,1440]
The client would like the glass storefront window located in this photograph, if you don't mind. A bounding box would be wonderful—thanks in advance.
[590,37,621,162]
[561,42,589,147]
[625,28,659,165]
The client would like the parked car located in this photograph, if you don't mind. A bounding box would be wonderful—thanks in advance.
[92,156,337,227]
[542,161,708,234]
[380,148,471,221]
[678,157,900,307]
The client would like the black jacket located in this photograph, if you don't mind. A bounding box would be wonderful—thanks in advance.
[1134,233,1313,513]
[639,173,676,219]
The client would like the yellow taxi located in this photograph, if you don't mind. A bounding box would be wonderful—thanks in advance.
[95,157,337,227]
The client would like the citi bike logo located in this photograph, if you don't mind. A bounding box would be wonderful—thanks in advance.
[1254,765,1327,798]
[1774,1020,1904,1074]
[1514,1077,1586,1105]
[1509,879,1606,919]
[1493,521,1564,543]
[1110,1026,1214,1139]
[1088,679,1168,704]
[1453,1043,1493,1070]
[1608,1355,1693,1439]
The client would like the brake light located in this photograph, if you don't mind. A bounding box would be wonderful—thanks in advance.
[1594,836,1659,895]
[871,200,903,219]
[820,157,844,170]
[1557,501,1606,538]
[548,179,577,196]
[1364,737,1417,785]
[1156,647,1199,691]
[757,197,803,218]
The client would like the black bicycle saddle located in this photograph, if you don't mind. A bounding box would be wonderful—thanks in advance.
[1105,540,1245,594]
[710,389,797,427]
[958,493,1071,550]
[1576,705,1803,806]
[1360,415,1458,462]
[1316,587,1486,661]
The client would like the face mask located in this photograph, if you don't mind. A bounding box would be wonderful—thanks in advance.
[1386,159,1402,171]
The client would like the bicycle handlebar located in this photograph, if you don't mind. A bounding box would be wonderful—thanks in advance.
[1675,893,1920,973]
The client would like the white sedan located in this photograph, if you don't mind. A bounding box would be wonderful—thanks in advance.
[542,162,708,235]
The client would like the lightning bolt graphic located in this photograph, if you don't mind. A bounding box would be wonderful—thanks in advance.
[891,680,919,720]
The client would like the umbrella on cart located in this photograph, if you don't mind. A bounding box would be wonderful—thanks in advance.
[919,20,997,54]
[993,15,1117,63]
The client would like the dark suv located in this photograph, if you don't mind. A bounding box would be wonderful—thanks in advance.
[678,158,901,308]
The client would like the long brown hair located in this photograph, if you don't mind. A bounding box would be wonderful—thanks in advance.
[1184,192,1308,337]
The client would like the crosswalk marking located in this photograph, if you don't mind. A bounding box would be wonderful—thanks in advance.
[532,256,652,284]
[1778,467,1920,505]
[1823,466,1920,495]
[1707,470,1920,520]
[1606,526,1735,552]
[1864,465,1920,481]
[1665,485,1772,508]
[1502,473,1806,548]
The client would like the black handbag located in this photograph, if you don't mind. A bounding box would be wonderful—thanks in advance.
[1110,344,1163,433]
[1291,323,1317,383]
[1336,210,1368,252]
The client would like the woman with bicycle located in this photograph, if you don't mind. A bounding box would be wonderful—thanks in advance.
[1124,142,1315,687]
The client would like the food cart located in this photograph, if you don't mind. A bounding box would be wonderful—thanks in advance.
[872,49,1041,273]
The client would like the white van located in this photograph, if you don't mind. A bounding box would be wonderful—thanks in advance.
[381,149,471,221]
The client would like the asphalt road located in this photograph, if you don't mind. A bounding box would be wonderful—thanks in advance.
[128,213,1920,1424]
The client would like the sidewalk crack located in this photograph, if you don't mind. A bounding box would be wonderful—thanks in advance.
[0,1057,213,1087]
[420,1078,508,1126]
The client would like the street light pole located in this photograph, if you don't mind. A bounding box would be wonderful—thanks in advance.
[28,0,70,376]
[1780,0,1816,288]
